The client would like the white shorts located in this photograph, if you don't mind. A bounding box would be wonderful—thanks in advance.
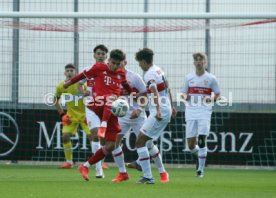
[85,107,101,130]
[140,115,170,140]
[118,116,146,137]
[185,119,210,139]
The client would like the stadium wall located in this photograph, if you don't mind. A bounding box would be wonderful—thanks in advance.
[1,109,275,167]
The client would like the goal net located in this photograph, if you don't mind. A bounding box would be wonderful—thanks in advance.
[1,9,276,167]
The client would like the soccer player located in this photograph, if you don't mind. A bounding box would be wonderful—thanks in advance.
[79,44,109,178]
[134,48,177,184]
[181,52,220,178]
[63,49,133,181]
[54,63,92,169]
[111,59,147,182]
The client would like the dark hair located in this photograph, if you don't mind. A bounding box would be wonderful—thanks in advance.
[135,48,154,64]
[109,49,126,61]
[93,44,108,53]
[64,63,76,70]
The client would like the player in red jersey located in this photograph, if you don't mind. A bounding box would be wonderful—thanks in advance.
[63,49,133,181]
[79,44,109,178]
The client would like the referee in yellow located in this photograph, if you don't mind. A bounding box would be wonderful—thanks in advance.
[54,63,92,168]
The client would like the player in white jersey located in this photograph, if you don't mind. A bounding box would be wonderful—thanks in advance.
[79,44,109,178]
[134,48,177,184]
[111,59,147,182]
[182,52,220,178]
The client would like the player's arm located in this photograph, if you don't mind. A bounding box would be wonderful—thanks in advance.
[206,76,221,102]
[63,72,85,89]
[181,76,191,101]
[168,88,177,118]
[163,76,177,118]
[63,64,98,89]
[78,66,91,96]
[53,96,64,115]
[53,85,71,125]
[77,83,90,97]
[129,94,147,119]
[129,75,148,119]
[148,80,162,121]
[121,80,133,94]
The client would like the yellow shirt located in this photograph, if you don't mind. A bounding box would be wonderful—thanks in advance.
[55,80,86,122]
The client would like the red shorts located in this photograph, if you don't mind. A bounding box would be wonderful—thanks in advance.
[89,105,121,142]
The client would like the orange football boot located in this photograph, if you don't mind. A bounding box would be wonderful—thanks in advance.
[160,172,169,183]
[60,162,74,169]
[78,164,90,181]
[112,172,129,183]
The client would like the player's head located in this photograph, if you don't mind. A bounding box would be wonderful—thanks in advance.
[64,63,76,79]
[193,52,207,70]
[135,48,154,71]
[93,44,108,63]
[108,49,126,72]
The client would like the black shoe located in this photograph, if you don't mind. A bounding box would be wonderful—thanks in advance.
[136,177,155,184]
[126,161,142,172]
[196,170,204,178]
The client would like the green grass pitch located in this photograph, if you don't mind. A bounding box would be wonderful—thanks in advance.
[0,165,275,198]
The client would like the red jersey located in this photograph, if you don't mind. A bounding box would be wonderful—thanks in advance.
[83,62,128,97]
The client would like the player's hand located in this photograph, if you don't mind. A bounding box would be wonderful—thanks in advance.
[130,109,141,119]
[155,109,162,121]
[203,96,213,104]
[185,95,191,101]
[61,114,72,126]
[171,106,177,118]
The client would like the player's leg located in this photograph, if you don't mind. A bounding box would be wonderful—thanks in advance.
[135,132,154,184]
[186,120,200,175]
[135,115,170,184]
[83,140,116,177]
[84,107,105,178]
[144,116,170,183]
[60,122,77,168]
[196,119,210,177]
[80,113,121,181]
[111,120,130,182]
[98,95,117,138]
[146,140,169,183]
[186,120,199,153]
[125,117,146,172]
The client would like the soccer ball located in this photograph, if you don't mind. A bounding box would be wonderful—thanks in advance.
[111,98,129,117]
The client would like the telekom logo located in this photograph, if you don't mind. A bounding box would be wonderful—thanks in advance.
[104,76,112,85]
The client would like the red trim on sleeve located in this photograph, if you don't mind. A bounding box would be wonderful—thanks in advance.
[147,82,166,93]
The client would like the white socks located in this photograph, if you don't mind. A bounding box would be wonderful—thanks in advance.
[112,147,126,173]
[191,145,199,156]
[84,161,90,168]
[198,147,207,172]
[137,147,152,179]
[148,145,165,173]
[100,121,107,127]
[91,141,102,170]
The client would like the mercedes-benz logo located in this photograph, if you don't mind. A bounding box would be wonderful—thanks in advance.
[0,112,20,157]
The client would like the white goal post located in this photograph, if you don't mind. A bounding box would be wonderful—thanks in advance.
[0,12,276,19]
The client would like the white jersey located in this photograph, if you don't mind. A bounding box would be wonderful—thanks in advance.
[182,71,220,121]
[144,65,171,116]
[120,69,147,120]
